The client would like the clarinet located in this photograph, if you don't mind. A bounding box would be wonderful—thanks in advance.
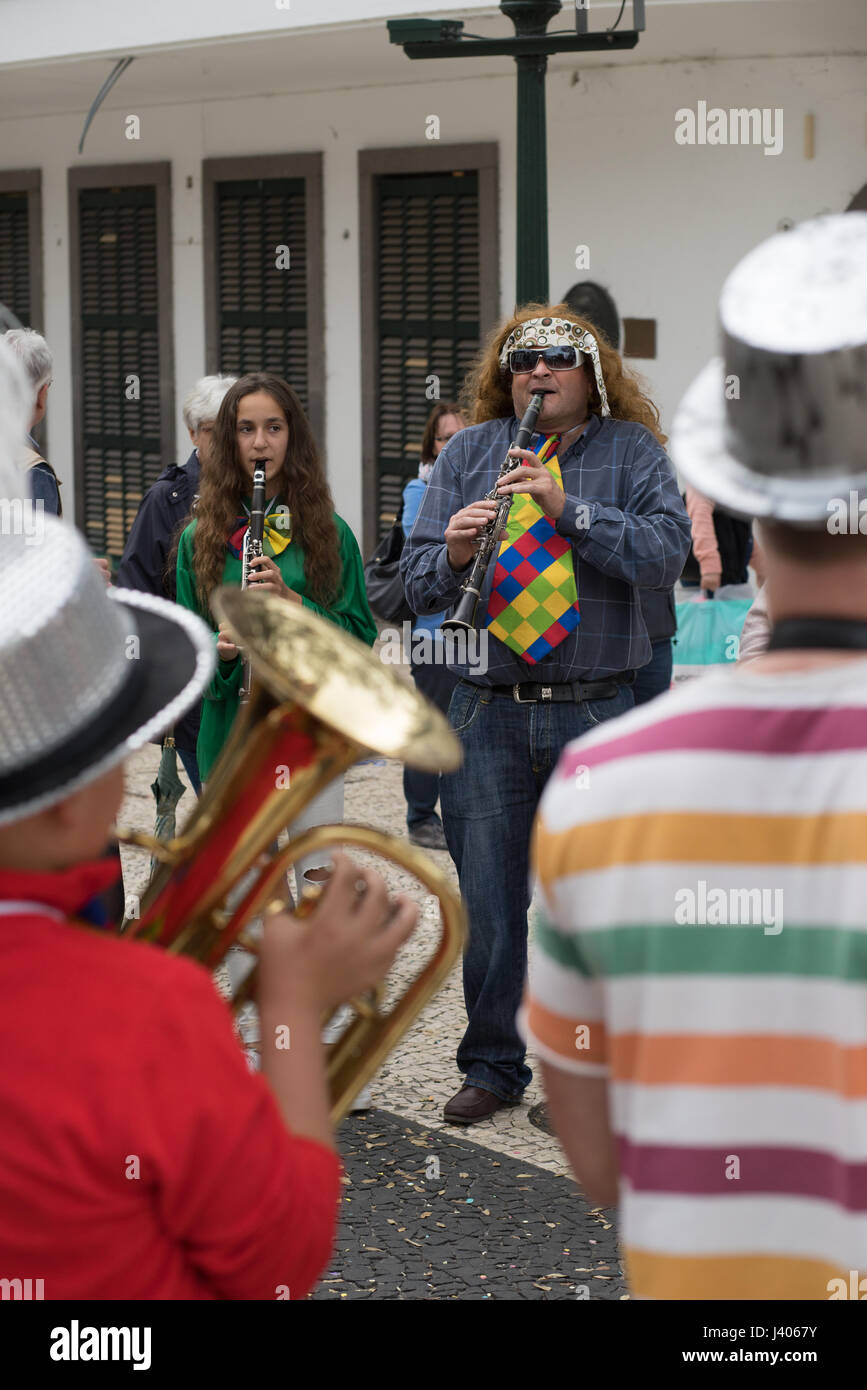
[441,392,545,635]
[239,465,267,704]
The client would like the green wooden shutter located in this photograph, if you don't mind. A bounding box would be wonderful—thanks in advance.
[376,170,481,535]
[215,178,308,411]
[78,185,163,561]
[0,190,31,325]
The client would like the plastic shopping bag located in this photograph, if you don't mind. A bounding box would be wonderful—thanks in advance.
[672,596,754,683]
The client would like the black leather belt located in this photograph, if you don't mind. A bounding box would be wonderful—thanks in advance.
[484,672,635,704]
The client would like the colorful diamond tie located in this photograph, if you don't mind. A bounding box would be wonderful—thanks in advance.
[485,433,580,664]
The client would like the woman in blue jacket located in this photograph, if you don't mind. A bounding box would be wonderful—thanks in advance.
[401,402,466,850]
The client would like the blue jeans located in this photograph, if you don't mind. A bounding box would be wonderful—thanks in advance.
[440,679,635,1100]
[631,639,673,706]
[404,655,459,827]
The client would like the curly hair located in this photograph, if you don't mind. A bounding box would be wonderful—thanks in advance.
[459,302,667,446]
[189,373,341,611]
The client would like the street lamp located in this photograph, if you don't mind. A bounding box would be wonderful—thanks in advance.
[389,1,646,304]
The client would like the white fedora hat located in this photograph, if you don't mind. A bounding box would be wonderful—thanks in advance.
[670,213,867,526]
[0,518,214,826]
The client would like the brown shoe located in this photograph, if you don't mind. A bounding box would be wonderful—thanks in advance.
[443,1084,514,1125]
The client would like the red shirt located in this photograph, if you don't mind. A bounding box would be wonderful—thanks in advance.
[0,860,341,1300]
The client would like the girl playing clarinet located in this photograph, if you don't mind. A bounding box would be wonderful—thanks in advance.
[176,372,376,889]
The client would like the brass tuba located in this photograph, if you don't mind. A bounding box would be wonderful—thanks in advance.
[118,589,466,1123]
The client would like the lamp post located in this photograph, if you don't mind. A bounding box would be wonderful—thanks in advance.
[389,2,645,304]
[506,3,562,302]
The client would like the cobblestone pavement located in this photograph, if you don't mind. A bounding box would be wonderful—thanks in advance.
[117,662,627,1299]
[314,1110,624,1301]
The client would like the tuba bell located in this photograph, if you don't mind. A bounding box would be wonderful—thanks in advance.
[117,589,466,1123]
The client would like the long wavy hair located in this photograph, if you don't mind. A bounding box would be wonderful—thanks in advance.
[189,373,340,610]
[460,302,667,446]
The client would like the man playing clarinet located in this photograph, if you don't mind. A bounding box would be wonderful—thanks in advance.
[401,306,691,1125]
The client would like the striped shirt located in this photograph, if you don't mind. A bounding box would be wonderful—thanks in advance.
[524,657,867,1301]
[399,413,691,684]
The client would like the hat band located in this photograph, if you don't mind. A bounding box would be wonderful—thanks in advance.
[767,617,867,651]
[0,657,141,811]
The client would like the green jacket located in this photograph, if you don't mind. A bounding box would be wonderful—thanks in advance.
[176,514,377,779]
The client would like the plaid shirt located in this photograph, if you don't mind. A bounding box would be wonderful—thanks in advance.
[400,413,691,684]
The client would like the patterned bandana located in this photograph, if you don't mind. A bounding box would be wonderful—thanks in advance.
[498,315,610,418]
[227,497,292,560]
[485,433,580,663]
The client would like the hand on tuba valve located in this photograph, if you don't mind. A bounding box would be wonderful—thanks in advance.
[257,853,418,1017]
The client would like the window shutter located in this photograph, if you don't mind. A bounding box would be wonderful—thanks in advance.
[78,186,163,561]
[376,171,481,535]
[0,190,31,325]
[215,178,309,411]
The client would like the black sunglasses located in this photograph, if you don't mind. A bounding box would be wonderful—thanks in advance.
[508,345,583,374]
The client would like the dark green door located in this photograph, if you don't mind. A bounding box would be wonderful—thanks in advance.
[213,177,309,412]
[77,185,164,561]
[0,190,32,327]
[375,169,482,535]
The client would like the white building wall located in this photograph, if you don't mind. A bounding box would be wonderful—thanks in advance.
[0,48,863,541]
[546,52,862,427]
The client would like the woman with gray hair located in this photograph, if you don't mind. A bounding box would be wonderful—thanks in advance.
[181,373,239,441]
[116,373,236,792]
[3,327,60,517]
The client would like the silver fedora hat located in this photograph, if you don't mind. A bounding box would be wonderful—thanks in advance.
[0,518,215,826]
[670,213,867,525]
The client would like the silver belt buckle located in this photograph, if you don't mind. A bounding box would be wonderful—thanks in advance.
[513,684,553,703]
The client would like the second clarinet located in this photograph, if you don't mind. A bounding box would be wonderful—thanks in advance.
[239,464,267,703]
[442,391,545,636]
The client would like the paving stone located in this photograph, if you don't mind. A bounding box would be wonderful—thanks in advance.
[311,1109,624,1301]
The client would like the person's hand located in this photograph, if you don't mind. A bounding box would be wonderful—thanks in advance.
[701,570,722,593]
[216,619,239,661]
[245,554,301,603]
[444,500,503,570]
[93,557,112,587]
[258,851,418,1015]
[496,448,566,519]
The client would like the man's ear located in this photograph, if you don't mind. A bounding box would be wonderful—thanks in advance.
[36,381,50,413]
[45,789,83,831]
